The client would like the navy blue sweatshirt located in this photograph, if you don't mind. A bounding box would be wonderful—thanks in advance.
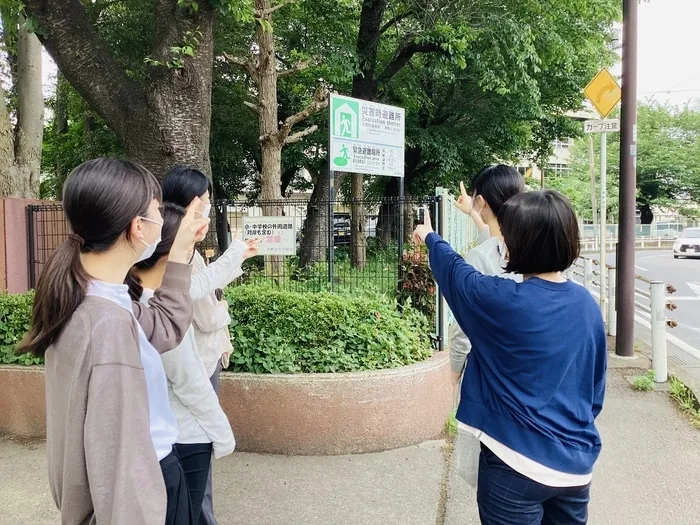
[426,232,607,475]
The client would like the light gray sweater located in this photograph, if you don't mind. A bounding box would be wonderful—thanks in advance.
[44,262,192,525]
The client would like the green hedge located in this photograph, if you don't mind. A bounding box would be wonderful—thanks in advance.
[0,287,433,373]
[225,285,432,374]
[0,292,41,366]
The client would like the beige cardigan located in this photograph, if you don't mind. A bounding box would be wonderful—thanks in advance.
[44,262,192,525]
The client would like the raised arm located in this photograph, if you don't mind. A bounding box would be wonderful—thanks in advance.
[190,240,246,301]
[132,261,193,353]
[426,232,482,311]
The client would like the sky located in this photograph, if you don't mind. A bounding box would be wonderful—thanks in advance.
[39,0,700,107]
[637,0,700,106]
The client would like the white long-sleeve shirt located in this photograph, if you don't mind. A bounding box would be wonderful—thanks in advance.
[141,289,235,459]
[191,240,246,376]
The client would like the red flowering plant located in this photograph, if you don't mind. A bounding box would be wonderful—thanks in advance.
[397,243,435,320]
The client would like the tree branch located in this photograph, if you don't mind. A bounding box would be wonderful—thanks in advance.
[285,125,318,145]
[23,0,144,137]
[379,10,414,35]
[257,0,296,17]
[278,59,311,78]
[223,52,259,83]
[277,86,329,143]
[243,101,261,113]
[377,40,442,87]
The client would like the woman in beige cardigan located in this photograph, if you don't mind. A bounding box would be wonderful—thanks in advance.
[20,159,208,525]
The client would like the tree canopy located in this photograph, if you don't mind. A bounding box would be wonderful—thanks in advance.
[562,102,700,223]
[31,0,621,202]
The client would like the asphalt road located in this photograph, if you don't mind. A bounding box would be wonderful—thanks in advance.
[605,249,700,368]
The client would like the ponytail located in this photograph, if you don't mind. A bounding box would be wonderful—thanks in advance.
[19,234,90,357]
[125,269,144,302]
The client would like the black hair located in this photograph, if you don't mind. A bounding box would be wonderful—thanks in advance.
[20,158,161,356]
[498,190,580,275]
[126,203,186,301]
[162,166,212,208]
[470,164,524,216]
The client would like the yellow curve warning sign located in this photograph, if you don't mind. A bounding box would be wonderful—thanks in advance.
[584,68,621,118]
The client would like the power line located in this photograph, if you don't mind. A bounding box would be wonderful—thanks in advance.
[639,87,700,95]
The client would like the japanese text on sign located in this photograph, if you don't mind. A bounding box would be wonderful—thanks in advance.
[242,217,296,256]
[584,119,620,134]
[330,94,405,178]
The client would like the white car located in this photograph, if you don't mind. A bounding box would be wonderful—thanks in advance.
[673,228,700,259]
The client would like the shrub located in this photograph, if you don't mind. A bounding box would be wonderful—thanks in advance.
[398,244,435,320]
[1,285,434,373]
[225,284,433,374]
[0,292,42,366]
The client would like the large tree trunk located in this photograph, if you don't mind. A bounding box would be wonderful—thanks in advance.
[0,14,44,198]
[298,161,330,269]
[349,0,388,269]
[256,0,283,204]
[25,0,214,179]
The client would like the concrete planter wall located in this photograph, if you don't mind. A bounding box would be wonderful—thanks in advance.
[0,353,452,455]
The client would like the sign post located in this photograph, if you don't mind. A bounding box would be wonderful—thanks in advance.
[584,68,621,319]
[328,94,405,292]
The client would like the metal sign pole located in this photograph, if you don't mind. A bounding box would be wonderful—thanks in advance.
[599,129,607,319]
[397,177,405,286]
[328,172,335,293]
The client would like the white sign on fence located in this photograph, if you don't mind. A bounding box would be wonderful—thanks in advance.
[329,94,405,178]
[242,216,296,255]
[584,119,620,134]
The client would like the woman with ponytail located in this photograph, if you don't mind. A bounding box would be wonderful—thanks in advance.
[20,158,209,525]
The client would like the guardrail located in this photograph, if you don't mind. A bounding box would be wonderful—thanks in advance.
[567,256,677,383]
[580,237,675,253]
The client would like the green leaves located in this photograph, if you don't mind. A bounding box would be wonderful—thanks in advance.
[0,292,40,366]
[224,284,432,374]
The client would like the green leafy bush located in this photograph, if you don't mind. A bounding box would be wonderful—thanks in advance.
[0,286,434,373]
[398,244,435,320]
[0,292,42,366]
[225,285,433,374]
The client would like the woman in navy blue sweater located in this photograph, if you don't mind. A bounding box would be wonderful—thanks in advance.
[415,190,606,525]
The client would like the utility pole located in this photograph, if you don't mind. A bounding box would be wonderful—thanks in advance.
[617,0,639,357]
[589,135,597,226]
[599,128,607,321]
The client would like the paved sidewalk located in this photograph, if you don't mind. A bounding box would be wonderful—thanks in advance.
[2,364,700,525]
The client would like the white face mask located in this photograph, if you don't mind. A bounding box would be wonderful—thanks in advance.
[137,216,163,263]
[201,203,212,218]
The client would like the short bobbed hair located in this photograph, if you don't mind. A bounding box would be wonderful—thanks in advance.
[498,190,580,275]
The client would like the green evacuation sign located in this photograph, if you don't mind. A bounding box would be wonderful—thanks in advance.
[329,94,405,178]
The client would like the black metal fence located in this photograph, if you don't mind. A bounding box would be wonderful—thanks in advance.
[27,196,443,345]
[215,197,437,295]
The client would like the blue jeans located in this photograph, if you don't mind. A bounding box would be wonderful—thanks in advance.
[477,445,590,525]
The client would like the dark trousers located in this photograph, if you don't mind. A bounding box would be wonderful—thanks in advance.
[477,444,590,525]
[200,361,221,525]
[176,443,214,525]
[160,449,193,525]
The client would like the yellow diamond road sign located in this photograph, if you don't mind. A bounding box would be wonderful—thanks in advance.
[584,68,621,118]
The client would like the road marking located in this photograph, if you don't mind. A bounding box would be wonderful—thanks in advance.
[687,281,700,296]
[635,264,648,271]
[590,288,700,362]
[640,254,672,260]
[670,297,700,301]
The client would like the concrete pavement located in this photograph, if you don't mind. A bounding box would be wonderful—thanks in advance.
[2,359,700,525]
